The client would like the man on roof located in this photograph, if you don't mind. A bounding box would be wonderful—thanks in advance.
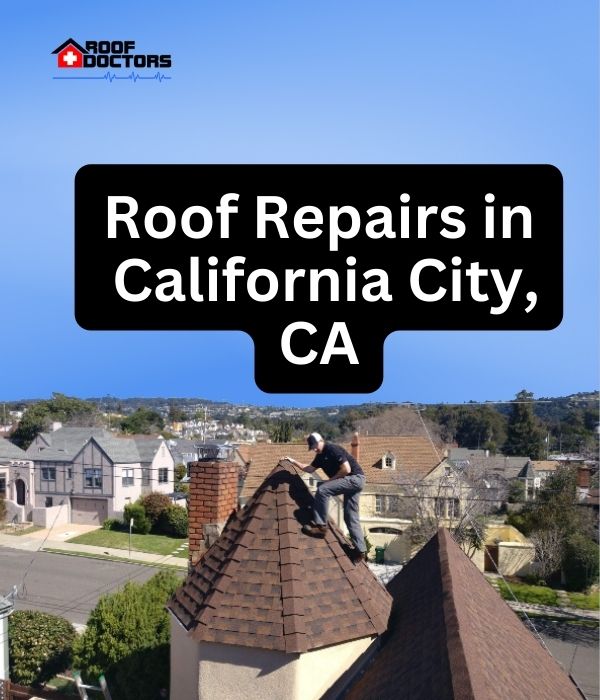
[286,432,367,563]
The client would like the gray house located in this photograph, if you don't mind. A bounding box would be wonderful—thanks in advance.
[0,438,34,523]
[26,427,174,524]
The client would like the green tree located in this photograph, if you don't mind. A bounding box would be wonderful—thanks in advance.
[120,407,164,435]
[9,610,75,687]
[270,420,293,443]
[139,492,172,529]
[73,571,180,700]
[167,404,187,423]
[11,393,98,449]
[507,466,597,587]
[504,390,546,459]
[174,463,187,482]
[563,533,600,591]
[123,502,151,534]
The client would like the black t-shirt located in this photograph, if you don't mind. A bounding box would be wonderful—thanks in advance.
[311,442,364,479]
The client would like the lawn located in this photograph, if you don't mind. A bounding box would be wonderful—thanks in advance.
[495,579,559,607]
[567,591,600,610]
[67,528,188,557]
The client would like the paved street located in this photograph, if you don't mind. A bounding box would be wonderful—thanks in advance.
[537,620,600,700]
[0,547,184,626]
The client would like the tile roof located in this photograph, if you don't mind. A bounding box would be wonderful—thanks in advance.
[345,528,581,700]
[531,460,561,472]
[169,461,392,653]
[0,438,28,461]
[239,436,441,499]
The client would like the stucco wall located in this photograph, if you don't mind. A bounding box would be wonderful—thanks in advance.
[111,463,143,516]
[296,635,375,700]
[170,614,376,700]
[170,617,201,700]
[32,502,70,527]
[497,542,534,576]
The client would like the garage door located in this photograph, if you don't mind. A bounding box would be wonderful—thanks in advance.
[71,498,108,525]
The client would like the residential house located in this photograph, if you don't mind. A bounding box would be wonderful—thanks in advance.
[169,459,581,700]
[0,439,34,523]
[169,460,392,700]
[236,434,444,563]
[25,427,174,525]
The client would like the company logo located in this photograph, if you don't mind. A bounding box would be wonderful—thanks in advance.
[51,38,172,82]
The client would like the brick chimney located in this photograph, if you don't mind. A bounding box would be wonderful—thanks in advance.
[576,465,591,502]
[351,432,360,462]
[188,461,238,567]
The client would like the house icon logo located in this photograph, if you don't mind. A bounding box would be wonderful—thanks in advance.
[52,38,88,68]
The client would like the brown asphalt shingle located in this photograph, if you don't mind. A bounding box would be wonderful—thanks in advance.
[169,461,392,653]
[345,528,582,700]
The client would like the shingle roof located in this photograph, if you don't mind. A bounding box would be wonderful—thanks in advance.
[25,427,149,464]
[518,460,536,478]
[345,528,581,700]
[132,437,164,462]
[239,436,441,499]
[0,438,28,461]
[25,427,109,460]
[169,461,392,653]
[461,455,531,480]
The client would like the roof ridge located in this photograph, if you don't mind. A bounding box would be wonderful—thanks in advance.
[169,461,392,653]
[437,529,477,700]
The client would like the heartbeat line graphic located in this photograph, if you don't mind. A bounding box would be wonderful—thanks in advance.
[53,71,172,83]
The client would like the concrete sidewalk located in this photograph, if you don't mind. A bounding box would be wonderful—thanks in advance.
[0,525,188,569]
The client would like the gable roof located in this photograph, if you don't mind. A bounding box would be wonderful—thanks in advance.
[239,436,441,499]
[168,461,392,653]
[26,427,109,460]
[0,438,27,461]
[25,427,161,464]
[345,528,581,700]
[51,38,88,54]
[458,455,531,480]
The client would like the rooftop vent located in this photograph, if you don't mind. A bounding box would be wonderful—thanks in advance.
[195,442,234,462]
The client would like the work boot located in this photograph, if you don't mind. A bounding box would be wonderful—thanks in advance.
[350,549,367,563]
[302,523,327,538]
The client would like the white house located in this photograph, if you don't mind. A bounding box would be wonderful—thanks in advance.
[25,427,174,525]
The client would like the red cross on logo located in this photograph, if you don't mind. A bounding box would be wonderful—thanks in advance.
[57,45,83,68]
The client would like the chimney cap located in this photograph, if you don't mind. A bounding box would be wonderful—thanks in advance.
[194,442,234,462]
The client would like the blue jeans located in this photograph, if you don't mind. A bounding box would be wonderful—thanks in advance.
[313,474,366,553]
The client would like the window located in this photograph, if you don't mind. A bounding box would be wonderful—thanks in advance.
[434,497,460,519]
[434,497,445,517]
[375,494,400,513]
[45,496,53,507]
[122,468,134,487]
[0,475,5,498]
[41,467,56,481]
[142,468,150,486]
[449,498,460,519]
[66,468,73,480]
[158,468,168,484]
[382,453,396,470]
[84,468,102,489]
[387,496,399,513]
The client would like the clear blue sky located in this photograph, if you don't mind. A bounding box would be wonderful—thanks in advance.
[1,1,597,406]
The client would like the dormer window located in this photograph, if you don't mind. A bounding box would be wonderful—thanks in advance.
[382,452,396,470]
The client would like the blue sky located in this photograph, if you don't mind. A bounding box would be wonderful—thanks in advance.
[1,1,597,406]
